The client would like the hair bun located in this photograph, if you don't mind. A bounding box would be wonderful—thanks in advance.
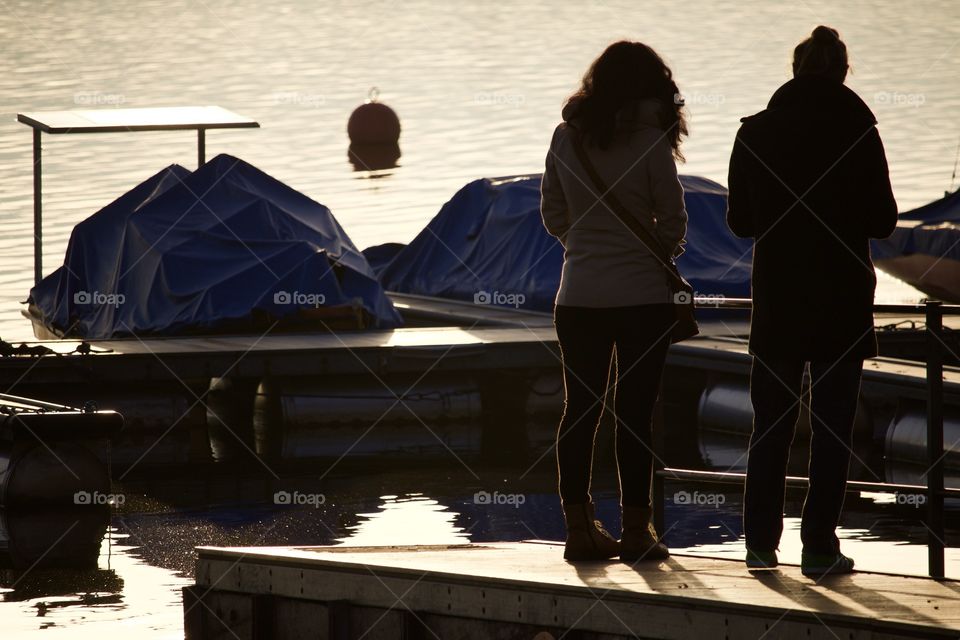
[812,25,840,42]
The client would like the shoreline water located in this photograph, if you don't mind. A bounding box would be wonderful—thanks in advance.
[3,466,957,638]
[3,1,956,342]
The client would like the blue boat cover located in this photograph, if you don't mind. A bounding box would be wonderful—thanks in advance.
[362,242,406,276]
[898,188,960,224]
[871,189,960,262]
[377,174,752,311]
[29,154,401,338]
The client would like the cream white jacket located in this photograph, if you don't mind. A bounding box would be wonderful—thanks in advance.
[540,99,687,307]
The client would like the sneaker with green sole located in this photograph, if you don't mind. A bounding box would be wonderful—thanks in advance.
[745,548,778,569]
[801,551,854,577]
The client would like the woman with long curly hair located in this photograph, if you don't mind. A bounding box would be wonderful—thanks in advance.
[540,41,688,562]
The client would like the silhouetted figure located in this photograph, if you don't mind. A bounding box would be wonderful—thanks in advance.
[541,41,688,562]
[727,26,898,576]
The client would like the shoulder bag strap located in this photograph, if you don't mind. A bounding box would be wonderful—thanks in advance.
[568,127,687,292]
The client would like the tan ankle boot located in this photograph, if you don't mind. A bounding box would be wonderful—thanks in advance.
[562,501,620,561]
[620,506,669,562]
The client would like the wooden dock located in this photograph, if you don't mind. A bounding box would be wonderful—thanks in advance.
[186,541,960,639]
[1,297,957,471]
[0,325,560,385]
[1,315,956,394]
[0,293,554,385]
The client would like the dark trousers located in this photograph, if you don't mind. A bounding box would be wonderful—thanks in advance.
[743,357,863,554]
[554,304,673,508]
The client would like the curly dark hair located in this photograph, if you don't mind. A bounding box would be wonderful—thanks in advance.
[564,40,688,160]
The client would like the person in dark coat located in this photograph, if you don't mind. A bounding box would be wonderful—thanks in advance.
[726,25,898,577]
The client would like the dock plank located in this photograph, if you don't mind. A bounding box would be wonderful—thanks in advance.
[191,542,960,639]
[387,292,555,327]
[60,325,558,355]
[0,326,564,384]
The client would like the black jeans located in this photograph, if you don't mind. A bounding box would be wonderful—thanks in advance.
[743,357,863,554]
[554,304,674,508]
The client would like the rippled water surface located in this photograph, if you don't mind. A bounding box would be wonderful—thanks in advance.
[2,1,960,637]
[2,469,957,639]
[2,0,959,340]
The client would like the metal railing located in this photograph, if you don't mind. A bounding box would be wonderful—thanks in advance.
[652,298,958,579]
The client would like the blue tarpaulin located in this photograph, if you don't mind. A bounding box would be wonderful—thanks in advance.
[674,174,753,299]
[28,154,401,338]
[379,176,563,311]
[898,188,960,224]
[871,189,960,262]
[869,188,960,302]
[376,174,752,311]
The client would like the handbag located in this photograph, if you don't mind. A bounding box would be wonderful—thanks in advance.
[569,128,699,343]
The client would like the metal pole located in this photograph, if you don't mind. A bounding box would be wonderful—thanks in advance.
[32,128,42,285]
[925,299,945,579]
[198,128,205,168]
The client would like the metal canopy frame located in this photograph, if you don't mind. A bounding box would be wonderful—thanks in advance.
[17,106,259,285]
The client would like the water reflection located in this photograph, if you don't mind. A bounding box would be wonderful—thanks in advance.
[339,493,469,545]
[0,508,108,573]
[348,142,401,174]
[0,467,956,638]
[0,509,187,638]
[0,527,192,638]
[3,569,123,605]
[0,507,120,609]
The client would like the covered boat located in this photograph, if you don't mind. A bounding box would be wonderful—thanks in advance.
[872,189,960,302]
[26,154,401,339]
[373,174,752,312]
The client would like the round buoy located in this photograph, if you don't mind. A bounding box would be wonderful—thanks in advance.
[347,87,401,145]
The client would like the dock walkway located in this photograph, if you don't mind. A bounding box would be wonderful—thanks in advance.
[186,541,960,639]
[3,322,958,397]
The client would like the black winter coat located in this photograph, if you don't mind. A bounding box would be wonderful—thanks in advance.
[727,76,898,362]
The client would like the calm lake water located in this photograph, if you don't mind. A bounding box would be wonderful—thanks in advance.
[2,466,958,639]
[2,0,960,637]
[2,0,958,341]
